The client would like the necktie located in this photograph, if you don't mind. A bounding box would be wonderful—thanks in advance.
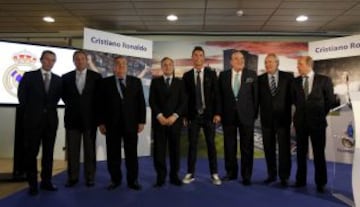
[44,73,50,93]
[303,76,309,98]
[270,75,277,96]
[119,78,126,98]
[233,72,240,97]
[195,70,203,113]
[165,77,171,88]
[76,71,85,94]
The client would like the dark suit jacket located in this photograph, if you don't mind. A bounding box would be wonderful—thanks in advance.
[182,67,221,120]
[98,75,146,134]
[218,68,258,126]
[149,76,187,128]
[292,73,336,129]
[258,71,293,127]
[62,69,102,130]
[18,69,62,131]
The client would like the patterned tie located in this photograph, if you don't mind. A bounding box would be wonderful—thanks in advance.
[43,73,50,93]
[195,70,203,113]
[303,76,309,99]
[270,75,277,96]
[119,78,126,99]
[233,72,240,97]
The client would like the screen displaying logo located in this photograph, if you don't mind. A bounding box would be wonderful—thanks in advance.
[3,50,37,97]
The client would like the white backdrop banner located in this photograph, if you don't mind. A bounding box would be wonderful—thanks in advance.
[309,34,360,60]
[83,27,153,59]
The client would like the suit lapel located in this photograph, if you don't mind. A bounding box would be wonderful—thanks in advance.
[36,69,47,95]
[308,74,318,98]
[297,77,306,99]
[70,71,80,95]
[226,70,236,100]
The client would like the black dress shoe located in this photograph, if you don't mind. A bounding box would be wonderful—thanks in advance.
[107,182,120,190]
[128,182,142,191]
[263,177,276,184]
[40,183,58,191]
[86,180,95,187]
[222,175,237,181]
[242,179,251,186]
[317,185,325,193]
[28,187,39,196]
[170,178,183,186]
[280,179,288,187]
[65,179,78,187]
[293,182,306,188]
[153,180,165,188]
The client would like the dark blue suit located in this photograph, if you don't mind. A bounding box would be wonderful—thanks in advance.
[149,76,187,182]
[258,71,293,181]
[218,68,258,181]
[18,69,62,188]
[292,73,336,187]
[98,75,146,185]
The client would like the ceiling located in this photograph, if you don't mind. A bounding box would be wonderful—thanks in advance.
[1,0,360,37]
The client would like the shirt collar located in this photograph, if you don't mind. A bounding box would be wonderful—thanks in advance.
[231,69,242,75]
[76,68,87,75]
[267,70,279,78]
[163,75,173,79]
[303,70,314,79]
[194,67,204,73]
[41,68,51,75]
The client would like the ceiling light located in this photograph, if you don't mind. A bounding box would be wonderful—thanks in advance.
[43,16,55,23]
[236,10,244,17]
[166,14,178,21]
[296,15,308,22]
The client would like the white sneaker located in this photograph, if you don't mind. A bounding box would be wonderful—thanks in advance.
[182,173,195,184]
[211,174,222,185]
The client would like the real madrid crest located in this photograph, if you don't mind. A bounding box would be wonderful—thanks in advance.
[3,50,37,97]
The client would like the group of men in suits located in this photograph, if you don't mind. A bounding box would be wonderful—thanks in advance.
[18,47,336,196]
[258,54,336,193]
[18,51,146,195]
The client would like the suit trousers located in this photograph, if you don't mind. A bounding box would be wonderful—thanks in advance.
[153,123,181,182]
[187,114,218,175]
[66,128,96,182]
[24,112,57,187]
[295,126,327,186]
[261,125,291,180]
[106,130,139,185]
[223,123,254,180]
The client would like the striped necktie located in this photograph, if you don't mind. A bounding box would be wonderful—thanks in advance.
[270,75,277,96]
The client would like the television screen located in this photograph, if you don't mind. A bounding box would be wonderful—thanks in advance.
[0,40,76,105]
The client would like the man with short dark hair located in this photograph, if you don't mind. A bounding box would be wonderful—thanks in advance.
[62,50,102,187]
[182,46,222,185]
[18,50,62,196]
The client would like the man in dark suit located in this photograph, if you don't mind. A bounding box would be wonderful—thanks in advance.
[182,46,222,185]
[98,55,146,191]
[292,56,336,193]
[218,50,258,186]
[149,57,187,187]
[62,50,102,187]
[258,53,293,187]
[18,50,62,196]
